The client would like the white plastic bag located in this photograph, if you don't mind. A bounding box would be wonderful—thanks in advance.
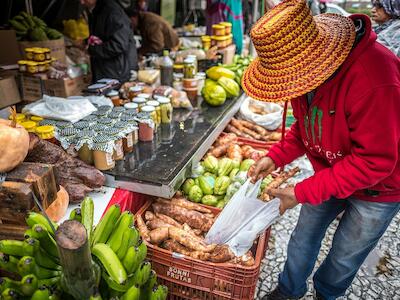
[22,95,96,123]
[205,179,280,256]
[239,96,283,130]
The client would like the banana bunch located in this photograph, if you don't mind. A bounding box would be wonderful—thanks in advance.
[9,11,63,41]
[219,54,254,87]
[0,212,62,299]
[90,203,168,300]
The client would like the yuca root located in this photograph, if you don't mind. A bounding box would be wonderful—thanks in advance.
[168,227,216,253]
[163,239,211,261]
[136,215,150,241]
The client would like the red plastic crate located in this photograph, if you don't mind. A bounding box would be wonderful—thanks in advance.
[136,200,270,300]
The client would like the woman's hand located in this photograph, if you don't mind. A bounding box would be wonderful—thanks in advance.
[248,157,276,183]
[269,187,299,215]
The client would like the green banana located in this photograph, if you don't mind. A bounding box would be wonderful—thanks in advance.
[116,228,131,260]
[9,19,26,32]
[32,16,47,29]
[102,272,136,292]
[122,246,140,274]
[31,286,50,300]
[19,274,38,296]
[48,292,61,300]
[121,284,140,300]
[137,239,148,263]
[0,240,25,257]
[0,277,13,293]
[149,285,168,300]
[92,243,127,284]
[35,246,61,270]
[81,197,94,241]
[139,270,157,300]
[26,212,57,236]
[89,289,103,300]
[20,12,35,28]
[91,204,121,246]
[133,261,151,287]
[69,208,82,223]
[17,256,61,279]
[38,277,60,288]
[0,253,18,274]
[107,211,133,253]
[32,224,59,258]
[1,288,21,300]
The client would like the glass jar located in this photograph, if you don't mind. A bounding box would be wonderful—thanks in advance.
[18,60,28,72]
[58,127,79,149]
[173,64,184,74]
[26,61,39,74]
[157,97,173,124]
[195,72,206,96]
[25,48,34,60]
[141,106,158,130]
[124,102,139,113]
[184,57,196,79]
[107,90,122,106]
[219,22,232,34]
[33,48,46,62]
[108,128,124,160]
[43,48,51,60]
[146,100,161,127]
[114,121,135,154]
[135,112,154,142]
[187,55,198,74]
[212,24,226,36]
[133,97,147,110]
[9,113,26,124]
[201,36,211,50]
[37,61,47,73]
[92,135,115,170]
[36,125,56,143]
[137,93,151,101]
[128,86,144,100]
[21,121,36,133]
[173,73,184,91]
[120,117,139,145]
[75,130,95,165]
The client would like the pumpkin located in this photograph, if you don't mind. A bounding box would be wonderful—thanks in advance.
[0,107,30,172]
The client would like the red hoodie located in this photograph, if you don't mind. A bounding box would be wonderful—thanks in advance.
[267,15,400,205]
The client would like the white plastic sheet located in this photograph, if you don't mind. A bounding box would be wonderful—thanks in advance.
[205,179,280,256]
[22,95,97,123]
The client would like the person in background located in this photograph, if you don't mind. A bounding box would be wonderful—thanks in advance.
[206,0,244,54]
[81,0,138,83]
[126,8,180,57]
[371,0,400,56]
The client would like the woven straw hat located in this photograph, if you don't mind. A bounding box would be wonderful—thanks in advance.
[242,0,356,102]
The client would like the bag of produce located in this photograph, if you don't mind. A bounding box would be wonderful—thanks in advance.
[239,97,283,130]
[188,185,203,203]
[203,155,219,173]
[202,80,227,107]
[217,77,240,98]
[214,176,231,195]
[217,158,233,177]
[206,66,236,81]
[198,175,215,195]
[205,179,280,256]
[225,182,242,200]
[233,171,248,185]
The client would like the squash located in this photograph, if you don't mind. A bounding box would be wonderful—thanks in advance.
[0,107,30,172]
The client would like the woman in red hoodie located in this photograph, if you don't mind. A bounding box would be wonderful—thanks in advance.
[244,0,400,299]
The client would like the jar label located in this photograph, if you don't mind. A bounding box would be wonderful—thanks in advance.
[106,152,114,166]
[116,143,124,156]
[127,133,133,147]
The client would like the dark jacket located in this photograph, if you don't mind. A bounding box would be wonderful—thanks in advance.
[88,0,138,83]
[138,11,179,55]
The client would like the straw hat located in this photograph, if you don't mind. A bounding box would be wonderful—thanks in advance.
[242,0,356,102]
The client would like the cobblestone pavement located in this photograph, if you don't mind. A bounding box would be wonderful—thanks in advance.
[255,205,400,300]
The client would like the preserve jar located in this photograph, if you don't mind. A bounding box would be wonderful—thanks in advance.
[146,100,161,126]
[157,97,173,124]
[220,22,232,34]
[25,48,34,60]
[212,24,225,36]
[133,97,147,110]
[114,121,136,154]
[36,125,57,144]
[141,105,158,130]
[124,102,139,113]
[92,135,115,170]
[107,90,122,106]
[128,86,144,100]
[10,113,26,124]
[108,128,124,161]
[21,121,36,133]
[75,130,95,165]
[136,112,154,142]
[33,48,46,62]
[18,60,28,72]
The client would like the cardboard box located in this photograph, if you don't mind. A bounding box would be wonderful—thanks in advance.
[18,74,44,102]
[19,38,66,64]
[44,76,86,98]
[0,76,21,109]
[0,30,22,65]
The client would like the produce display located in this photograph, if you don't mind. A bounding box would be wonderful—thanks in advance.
[9,12,63,41]
[26,134,105,203]
[137,197,256,266]
[220,54,253,87]
[0,198,167,300]
[225,118,282,143]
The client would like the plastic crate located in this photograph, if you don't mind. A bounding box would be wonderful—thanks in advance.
[136,200,270,300]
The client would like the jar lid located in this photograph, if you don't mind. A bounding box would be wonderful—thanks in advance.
[75,129,96,139]
[60,127,79,137]
[26,61,38,66]
[25,48,34,52]
[92,143,112,152]
[31,116,44,122]
[92,110,108,117]
[212,24,225,29]
[146,100,160,107]
[219,22,232,27]
[97,118,114,125]
[21,121,36,130]
[91,124,108,132]
[129,86,144,92]
[107,128,121,136]
[133,97,147,104]
[39,119,57,126]
[108,112,121,119]
[74,121,90,129]
[114,121,127,129]
[9,113,25,121]
[112,106,126,112]
[135,112,151,120]
[97,105,112,112]
[82,115,98,122]
[56,121,73,129]
[93,134,113,143]
[120,115,138,123]
[195,72,206,79]
[141,105,155,113]
[157,97,171,104]
[173,64,184,69]
[137,93,151,99]
[124,102,139,110]
[18,60,28,64]
[123,110,138,117]
[36,125,54,134]
[184,57,194,64]
[107,90,119,97]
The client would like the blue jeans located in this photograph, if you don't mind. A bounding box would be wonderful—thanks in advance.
[277,197,400,299]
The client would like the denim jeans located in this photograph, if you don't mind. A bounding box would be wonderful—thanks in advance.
[277,197,400,299]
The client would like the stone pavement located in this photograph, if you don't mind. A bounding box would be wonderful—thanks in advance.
[254,205,400,300]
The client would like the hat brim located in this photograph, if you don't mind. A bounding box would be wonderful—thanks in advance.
[242,13,356,102]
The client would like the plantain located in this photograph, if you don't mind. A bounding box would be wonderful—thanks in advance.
[92,204,121,246]
[92,243,127,284]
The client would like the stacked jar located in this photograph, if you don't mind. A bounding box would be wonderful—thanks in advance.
[75,130,96,165]
[92,135,115,170]
[135,112,155,142]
